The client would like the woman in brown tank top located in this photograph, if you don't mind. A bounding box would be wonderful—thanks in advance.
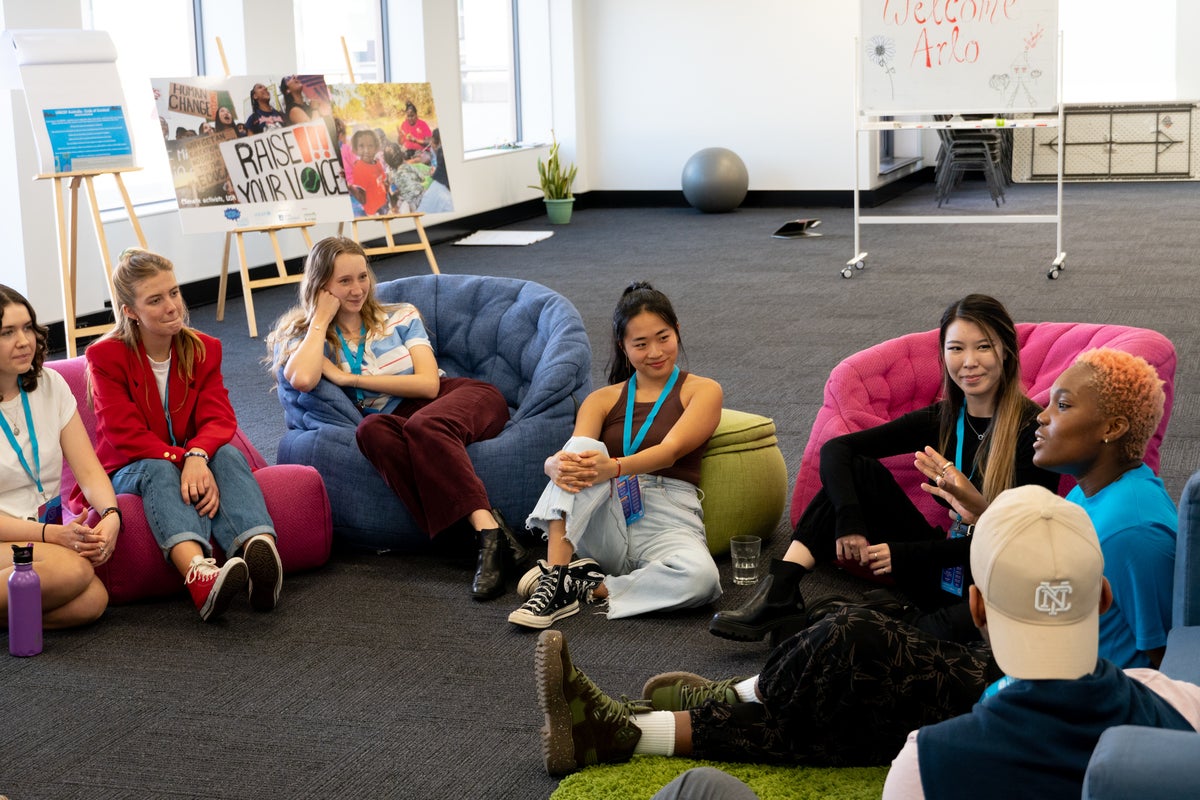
[508,282,724,628]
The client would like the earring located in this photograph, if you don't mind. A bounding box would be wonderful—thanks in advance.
[1103,438,1108,444]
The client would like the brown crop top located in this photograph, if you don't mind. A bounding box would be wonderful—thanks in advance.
[599,371,704,486]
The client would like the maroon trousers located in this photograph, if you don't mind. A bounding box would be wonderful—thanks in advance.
[355,377,509,536]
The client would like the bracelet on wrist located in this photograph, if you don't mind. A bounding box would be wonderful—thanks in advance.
[184,451,210,463]
[99,506,122,525]
[41,521,48,543]
[614,457,622,477]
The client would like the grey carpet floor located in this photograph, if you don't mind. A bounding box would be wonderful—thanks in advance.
[3,180,1198,799]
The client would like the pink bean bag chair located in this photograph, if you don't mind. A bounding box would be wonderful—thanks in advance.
[48,356,332,604]
[790,323,1177,530]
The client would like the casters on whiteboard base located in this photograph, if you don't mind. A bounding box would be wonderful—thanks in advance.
[842,252,868,279]
[1047,252,1067,280]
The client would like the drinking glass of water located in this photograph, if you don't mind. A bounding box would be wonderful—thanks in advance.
[729,535,762,586]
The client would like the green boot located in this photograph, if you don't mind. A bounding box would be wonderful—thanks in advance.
[640,671,742,711]
[536,629,644,776]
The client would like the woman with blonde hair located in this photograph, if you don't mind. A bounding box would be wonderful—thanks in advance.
[0,284,116,628]
[86,249,281,622]
[268,236,519,600]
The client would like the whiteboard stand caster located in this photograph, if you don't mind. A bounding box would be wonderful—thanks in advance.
[843,252,868,279]
[1047,252,1066,280]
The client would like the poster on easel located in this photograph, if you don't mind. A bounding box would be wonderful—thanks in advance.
[328,82,455,216]
[4,29,137,174]
[150,74,351,233]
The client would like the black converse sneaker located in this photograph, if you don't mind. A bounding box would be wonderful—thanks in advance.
[567,559,605,604]
[508,565,580,629]
[518,557,605,600]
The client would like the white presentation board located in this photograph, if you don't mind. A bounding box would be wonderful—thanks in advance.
[5,29,136,174]
[859,0,1059,115]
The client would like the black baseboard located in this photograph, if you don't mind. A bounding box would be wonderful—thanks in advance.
[46,172,933,351]
[581,168,934,211]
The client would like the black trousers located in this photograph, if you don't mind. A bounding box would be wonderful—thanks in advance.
[689,607,1001,767]
[792,455,954,612]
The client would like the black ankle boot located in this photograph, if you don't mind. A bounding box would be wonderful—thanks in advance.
[472,528,509,601]
[708,559,808,642]
[491,507,530,565]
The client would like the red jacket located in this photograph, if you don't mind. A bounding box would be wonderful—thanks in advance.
[82,333,238,500]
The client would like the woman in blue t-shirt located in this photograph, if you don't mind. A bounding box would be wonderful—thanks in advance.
[268,237,517,600]
[1028,347,1175,668]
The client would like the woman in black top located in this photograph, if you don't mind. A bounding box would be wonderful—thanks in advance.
[710,294,1059,643]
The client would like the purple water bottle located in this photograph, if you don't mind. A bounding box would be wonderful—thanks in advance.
[8,543,42,656]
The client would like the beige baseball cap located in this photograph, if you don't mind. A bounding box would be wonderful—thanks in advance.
[970,485,1105,680]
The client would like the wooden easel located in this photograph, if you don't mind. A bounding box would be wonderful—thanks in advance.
[35,167,148,357]
[217,222,314,338]
[336,36,440,273]
[336,213,440,271]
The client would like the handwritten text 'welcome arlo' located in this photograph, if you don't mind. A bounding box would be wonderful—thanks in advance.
[880,0,1021,68]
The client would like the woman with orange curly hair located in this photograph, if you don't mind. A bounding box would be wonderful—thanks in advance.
[1031,347,1175,668]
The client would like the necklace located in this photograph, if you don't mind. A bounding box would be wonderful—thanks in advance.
[0,396,18,437]
[965,413,987,441]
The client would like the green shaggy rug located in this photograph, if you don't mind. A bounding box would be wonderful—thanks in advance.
[550,756,889,800]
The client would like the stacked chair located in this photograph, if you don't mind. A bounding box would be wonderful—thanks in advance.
[934,117,1012,207]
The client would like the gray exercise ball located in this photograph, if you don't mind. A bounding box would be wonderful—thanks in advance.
[681,147,749,213]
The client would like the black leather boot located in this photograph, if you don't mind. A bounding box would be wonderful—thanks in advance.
[709,559,808,641]
[491,507,531,565]
[471,528,509,601]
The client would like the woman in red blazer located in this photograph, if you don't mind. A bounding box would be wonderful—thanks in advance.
[86,249,281,622]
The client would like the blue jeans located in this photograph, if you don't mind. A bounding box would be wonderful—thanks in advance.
[110,445,275,561]
[526,436,722,619]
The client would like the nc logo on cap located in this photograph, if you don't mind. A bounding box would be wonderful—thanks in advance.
[1034,581,1073,616]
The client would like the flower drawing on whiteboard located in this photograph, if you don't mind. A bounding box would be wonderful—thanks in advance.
[867,35,897,99]
[991,25,1046,108]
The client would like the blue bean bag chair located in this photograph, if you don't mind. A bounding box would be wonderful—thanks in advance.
[275,273,593,551]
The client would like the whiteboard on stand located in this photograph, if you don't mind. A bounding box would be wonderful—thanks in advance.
[859,0,1059,115]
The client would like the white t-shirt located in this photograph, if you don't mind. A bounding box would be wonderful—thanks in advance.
[0,369,77,521]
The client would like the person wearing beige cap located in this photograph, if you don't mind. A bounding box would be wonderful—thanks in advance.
[922,346,1177,669]
[882,485,1200,800]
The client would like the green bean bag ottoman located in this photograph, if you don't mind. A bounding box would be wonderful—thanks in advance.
[699,409,788,556]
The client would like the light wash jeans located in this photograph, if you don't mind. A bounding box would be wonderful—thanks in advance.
[110,445,275,561]
[526,436,721,619]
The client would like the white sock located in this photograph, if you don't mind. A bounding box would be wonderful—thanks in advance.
[734,676,760,704]
[631,710,676,756]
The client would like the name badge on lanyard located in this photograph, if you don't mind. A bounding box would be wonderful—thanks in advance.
[1,386,57,523]
[617,366,680,526]
[336,324,378,414]
[941,406,979,597]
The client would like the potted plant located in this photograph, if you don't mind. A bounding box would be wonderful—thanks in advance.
[530,132,578,224]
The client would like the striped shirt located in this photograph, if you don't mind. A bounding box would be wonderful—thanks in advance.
[333,304,436,414]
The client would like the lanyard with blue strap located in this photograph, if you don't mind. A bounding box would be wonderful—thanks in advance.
[0,386,60,523]
[616,365,681,525]
[161,372,179,447]
[941,405,982,596]
[980,675,1019,701]
[335,324,375,412]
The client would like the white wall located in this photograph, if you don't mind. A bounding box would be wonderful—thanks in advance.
[1179,1,1200,99]
[580,0,860,192]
